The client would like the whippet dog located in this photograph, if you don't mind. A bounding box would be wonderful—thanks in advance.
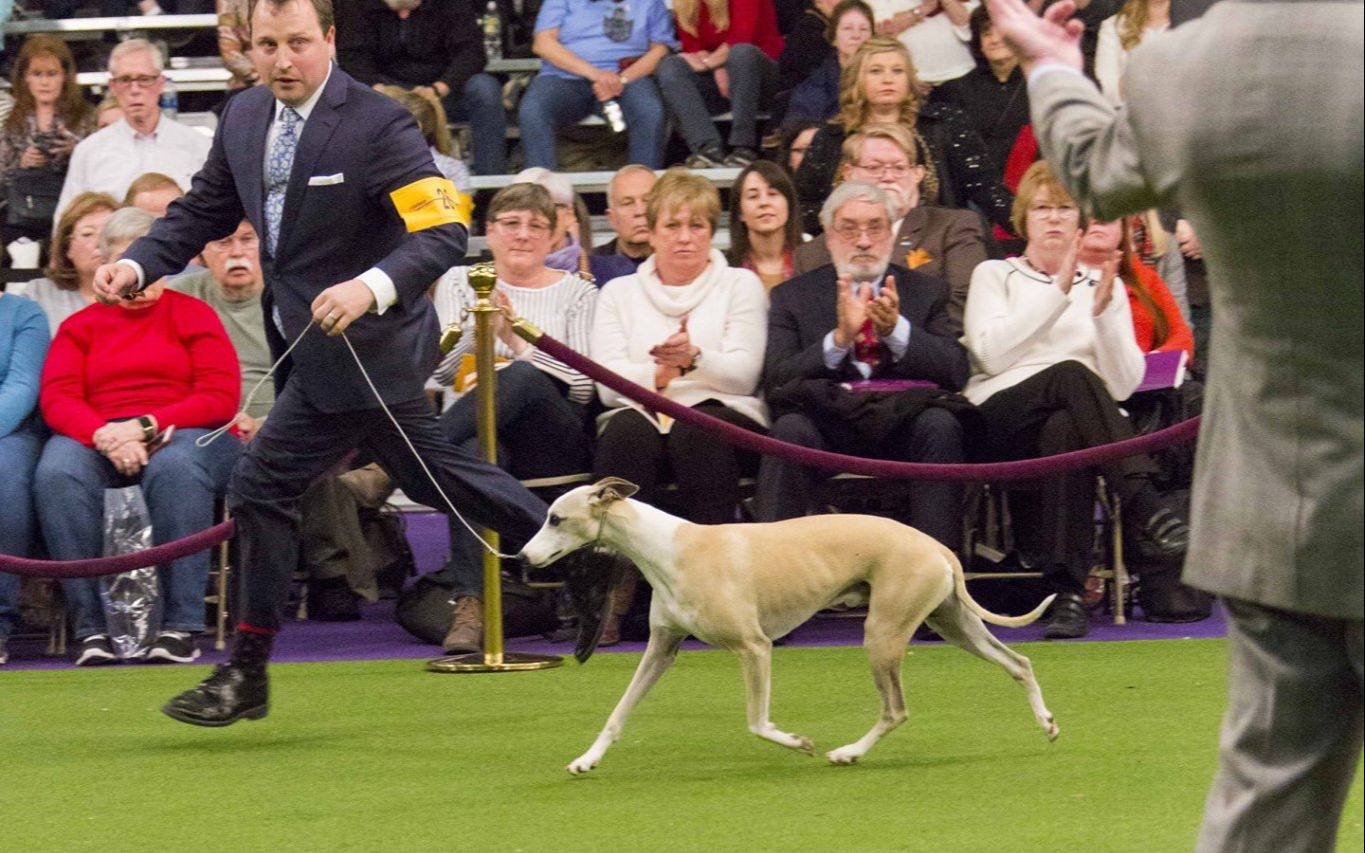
[520,478,1061,774]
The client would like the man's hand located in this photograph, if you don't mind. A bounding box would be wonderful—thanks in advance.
[235,413,263,443]
[591,70,624,101]
[868,275,900,337]
[93,419,147,454]
[311,279,376,336]
[1092,250,1121,316]
[986,0,1085,75]
[93,262,142,305]
[833,274,872,348]
[1175,218,1203,260]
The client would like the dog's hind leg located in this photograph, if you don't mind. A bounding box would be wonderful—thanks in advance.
[734,638,814,754]
[567,628,686,775]
[926,598,1059,741]
[825,613,915,765]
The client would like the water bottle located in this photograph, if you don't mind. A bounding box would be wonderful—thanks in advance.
[158,76,178,120]
[482,1,503,61]
[601,99,626,134]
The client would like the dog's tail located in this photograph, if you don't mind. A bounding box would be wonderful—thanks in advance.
[947,547,1057,628]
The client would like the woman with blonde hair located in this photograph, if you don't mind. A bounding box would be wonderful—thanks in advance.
[1095,0,1170,106]
[793,36,1012,234]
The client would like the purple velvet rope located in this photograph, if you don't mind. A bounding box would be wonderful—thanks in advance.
[533,333,1201,482]
[0,519,235,579]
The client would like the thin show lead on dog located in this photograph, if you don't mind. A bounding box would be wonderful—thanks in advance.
[520,477,1061,774]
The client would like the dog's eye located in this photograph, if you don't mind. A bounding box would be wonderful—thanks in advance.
[547,513,561,528]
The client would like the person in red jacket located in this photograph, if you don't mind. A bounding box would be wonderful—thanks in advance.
[1078,217,1194,359]
[34,207,242,667]
[655,0,786,167]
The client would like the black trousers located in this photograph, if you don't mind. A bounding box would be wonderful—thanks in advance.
[754,407,965,552]
[593,402,763,525]
[227,385,548,629]
[977,361,1159,592]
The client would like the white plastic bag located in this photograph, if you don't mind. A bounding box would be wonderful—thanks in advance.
[100,486,163,660]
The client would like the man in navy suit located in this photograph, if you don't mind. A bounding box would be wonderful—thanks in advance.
[95,0,615,727]
[756,182,972,551]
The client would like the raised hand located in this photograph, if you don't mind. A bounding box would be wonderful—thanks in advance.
[650,316,696,369]
[1092,250,1121,317]
[833,274,871,347]
[868,275,901,337]
[1055,229,1082,295]
[986,0,1084,74]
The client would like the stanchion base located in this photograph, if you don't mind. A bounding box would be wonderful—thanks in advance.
[426,652,564,673]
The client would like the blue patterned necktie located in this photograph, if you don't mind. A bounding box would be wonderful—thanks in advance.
[264,106,301,255]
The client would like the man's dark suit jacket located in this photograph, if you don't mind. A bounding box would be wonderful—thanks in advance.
[763,263,970,396]
[124,67,467,413]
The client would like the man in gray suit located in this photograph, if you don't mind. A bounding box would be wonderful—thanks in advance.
[988,0,1363,850]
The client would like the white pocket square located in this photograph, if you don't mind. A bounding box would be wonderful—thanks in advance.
[307,173,345,186]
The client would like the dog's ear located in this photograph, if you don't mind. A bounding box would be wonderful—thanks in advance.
[588,477,640,508]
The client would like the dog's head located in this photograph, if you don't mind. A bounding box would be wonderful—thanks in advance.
[518,477,640,567]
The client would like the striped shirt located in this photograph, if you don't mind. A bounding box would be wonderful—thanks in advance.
[430,268,598,405]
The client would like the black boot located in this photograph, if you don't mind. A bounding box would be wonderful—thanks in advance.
[1043,592,1089,640]
[162,630,272,727]
[557,548,628,664]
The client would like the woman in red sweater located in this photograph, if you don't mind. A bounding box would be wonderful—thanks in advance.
[654,0,785,168]
[1078,217,1194,359]
[35,207,242,667]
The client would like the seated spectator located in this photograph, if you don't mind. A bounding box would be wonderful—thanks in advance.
[375,86,473,194]
[0,288,50,667]
[1095,0,1169,106]
[866,0,977,85]
[794,37,1013,236]
[514,167,636,286]
[757,181,968,550]
[793,122,987,333]
[0,35,97,261]
[123,171,184,216]
[430,183,599,653]
[778,118,821,174]
[35,207,242,666]
[726,160,802,290]
[591,168,768,644]
[217,0,260,91]
[655,0,785,168]
[95,96,124,130]
[336,0,508,176]
[54,40,211,223]
[784,0,875,125]
[931,5,1030,185]
[778,0,838,93]
[1078,218,1193,359]
[9,192,120,334]
[960,162,1190,641]
[595,164,657,269]
[518,0,676,170]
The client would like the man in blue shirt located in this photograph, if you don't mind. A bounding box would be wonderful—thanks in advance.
[518,0,677,169]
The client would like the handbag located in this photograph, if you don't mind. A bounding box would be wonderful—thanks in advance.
[6,168,65,229]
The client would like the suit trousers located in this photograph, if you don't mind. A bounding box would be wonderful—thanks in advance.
[1196,598,1363,853]
[754,407,964,552]
[227,385,548,629]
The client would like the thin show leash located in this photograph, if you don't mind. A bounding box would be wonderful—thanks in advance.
[196,320,518,560]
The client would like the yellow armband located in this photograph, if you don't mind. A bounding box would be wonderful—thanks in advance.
[389,177,472,233]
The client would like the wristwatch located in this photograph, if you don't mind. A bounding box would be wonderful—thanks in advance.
[137,415,157,442]
[681,350,702,375]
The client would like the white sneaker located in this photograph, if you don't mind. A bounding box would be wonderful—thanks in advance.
[146,631,201,664]
[75,634,117,666]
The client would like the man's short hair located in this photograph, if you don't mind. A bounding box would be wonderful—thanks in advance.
[123,172,184,206]
[607,164,657,203]
[819,181,898,232]
[249,0,335,33]
[108,38,164,74]
[99,206,157,259]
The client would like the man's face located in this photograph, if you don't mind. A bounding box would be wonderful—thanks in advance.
[252,0,336,107]
[827,198,894,282]
[108,49,164,126]
[202,221,264,299]
[605,169,657,254]
[843,137,924,218]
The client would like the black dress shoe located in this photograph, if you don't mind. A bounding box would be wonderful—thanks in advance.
[1043,593,1089,640]
[558,548,628,664]
[1129,507,1191,563]
[162,663,269,727]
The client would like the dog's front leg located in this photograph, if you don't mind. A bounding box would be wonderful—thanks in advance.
[735,640,814,754]
[567,628,685,775]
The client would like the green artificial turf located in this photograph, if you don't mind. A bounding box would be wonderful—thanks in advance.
[2,640,1361,853]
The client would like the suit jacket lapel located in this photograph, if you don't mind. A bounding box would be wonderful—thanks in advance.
[241,95,271,246]
[896,207,926,254]
[277,70,346,254]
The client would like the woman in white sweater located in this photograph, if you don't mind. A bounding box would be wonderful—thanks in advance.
[962,162,1188,640]
[429,182,598,653]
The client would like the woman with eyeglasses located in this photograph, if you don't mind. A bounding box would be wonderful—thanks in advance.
[793,36,1012,236]
[428,182,599,655]
[0,35,97,263]
[960,161,1191,641]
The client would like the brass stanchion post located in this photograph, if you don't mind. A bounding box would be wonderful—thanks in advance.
[428,262,562,673]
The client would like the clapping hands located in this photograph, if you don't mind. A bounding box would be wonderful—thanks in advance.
[834,274,900,346]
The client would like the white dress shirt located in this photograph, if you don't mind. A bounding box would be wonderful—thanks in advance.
[55,114,211,221]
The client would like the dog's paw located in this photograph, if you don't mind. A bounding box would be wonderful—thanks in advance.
[1045,719,1061,742]
[566,756,599,775]
[825,747,860,765]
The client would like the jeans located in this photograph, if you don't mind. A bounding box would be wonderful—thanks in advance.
[0,426,42,639]
[34,430,241,640]
[438,361,592,598]
[444,73,507,176]
[517,73,667,170]
[655,43,779,152]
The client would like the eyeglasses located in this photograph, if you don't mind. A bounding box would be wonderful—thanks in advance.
[853,162,914,178]
[110,74,162,90]
[831,220,891,241]
[208,233,260,251]
[1028,203,1080,219]
[492,217,552,237]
